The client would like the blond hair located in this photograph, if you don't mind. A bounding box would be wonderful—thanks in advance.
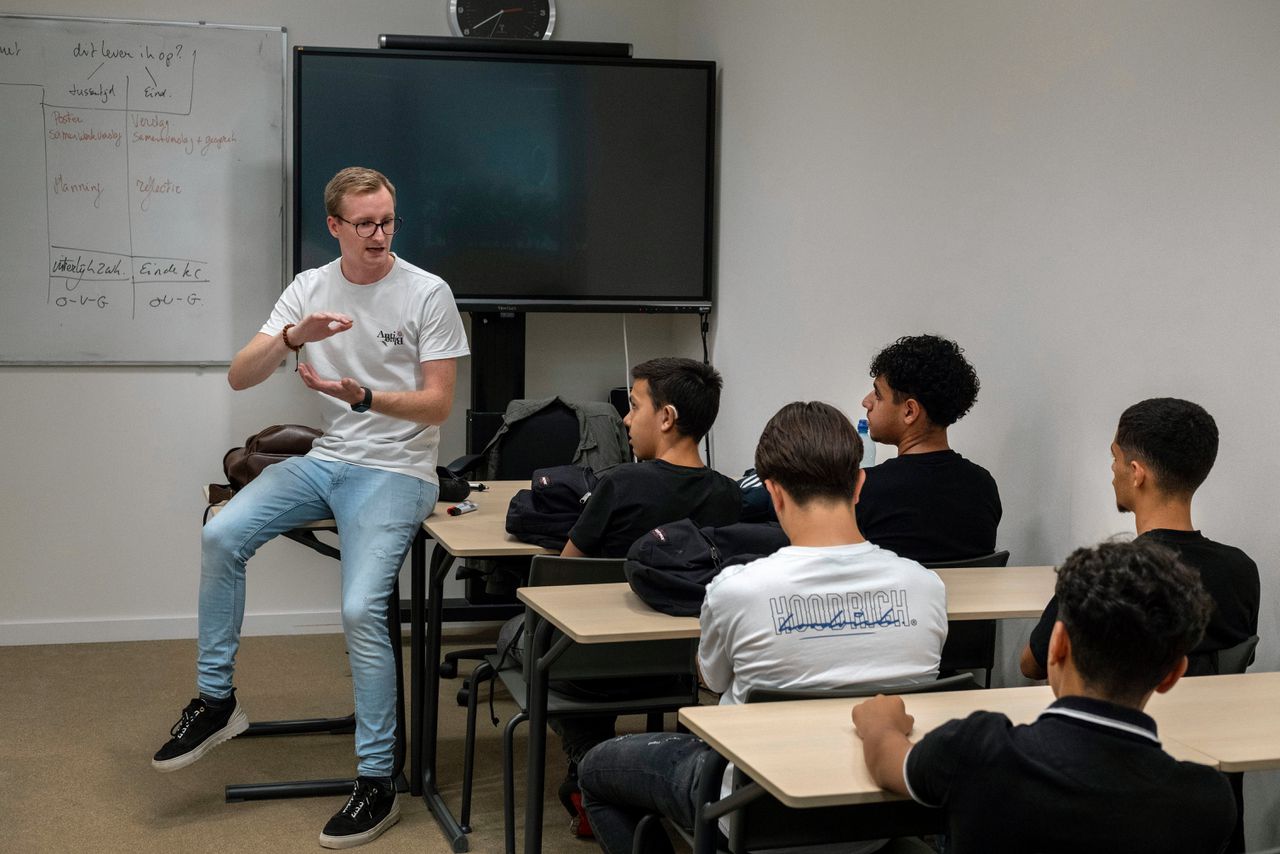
[323,167,396,217]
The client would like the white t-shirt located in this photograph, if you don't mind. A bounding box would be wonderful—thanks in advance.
[698,540,948,850]
[260,255,469,484]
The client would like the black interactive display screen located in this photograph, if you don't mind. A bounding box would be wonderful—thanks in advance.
[294,47,715,311]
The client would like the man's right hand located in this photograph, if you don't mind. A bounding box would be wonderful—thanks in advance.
[290,312,354,345]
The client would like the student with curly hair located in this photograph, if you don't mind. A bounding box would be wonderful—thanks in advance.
[857,334,1001,562]
[854,539,1236,853]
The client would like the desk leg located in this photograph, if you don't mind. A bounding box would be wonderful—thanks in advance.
[523,623,571,854]
[420,543,469,853]
[409,532,425,798]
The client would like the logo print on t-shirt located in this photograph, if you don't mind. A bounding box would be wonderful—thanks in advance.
[768,589,914,637]
[377,329,405,347]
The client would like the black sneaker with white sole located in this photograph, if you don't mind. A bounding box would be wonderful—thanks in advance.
[319,776,400,850]
[151,696,249,772]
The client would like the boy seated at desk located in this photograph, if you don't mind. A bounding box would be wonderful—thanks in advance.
[854,539,1236,854]
[1020,397,1260,680]
[856,333,1001,563]
[577,401,948,854]
[561,356,742,558]
[506,356,742,836]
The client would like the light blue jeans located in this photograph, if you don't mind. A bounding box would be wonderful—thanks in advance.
[198,455,436,777]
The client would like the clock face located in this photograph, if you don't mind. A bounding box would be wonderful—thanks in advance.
[450,1,556,40]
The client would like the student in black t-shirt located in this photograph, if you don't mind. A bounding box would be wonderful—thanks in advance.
[1019,398,1259,852]
[856,334,1001,563]
[562,357,741,558]
[1021,398,1260,680]
[551,357,741,837]
[854,539,1236,854]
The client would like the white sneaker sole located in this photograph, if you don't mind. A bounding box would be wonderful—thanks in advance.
[151,703,250,773]
[318,796,401,850]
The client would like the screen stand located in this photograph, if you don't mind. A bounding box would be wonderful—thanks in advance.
[467,312,526,453]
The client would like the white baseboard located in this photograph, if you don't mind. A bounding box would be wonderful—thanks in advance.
[0,611,502,646]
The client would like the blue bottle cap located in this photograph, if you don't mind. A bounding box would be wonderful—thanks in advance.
[857,419,869,432]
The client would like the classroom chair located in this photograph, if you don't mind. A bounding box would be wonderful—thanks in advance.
[923,549,1011,688]
[1190,633,1260,854]
[439,397,626,695]
[460,555,699,853]
[1187,634,1259,677]
[633,674,977,854]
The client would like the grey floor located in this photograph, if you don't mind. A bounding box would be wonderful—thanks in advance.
[0,630,650,853]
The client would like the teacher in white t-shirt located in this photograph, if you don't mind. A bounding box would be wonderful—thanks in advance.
[151,167,469,850]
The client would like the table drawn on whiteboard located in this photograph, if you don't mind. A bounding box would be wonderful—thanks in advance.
[0,16,284,365]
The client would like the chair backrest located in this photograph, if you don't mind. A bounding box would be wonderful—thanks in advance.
[1215,635,1260,674]
[923,549,1011,570]
[1186,634,1260,677]
[523,555,698,684]
[699,675,971,852]
[743,672,977,704]
[923,550,1011,685]
[493,399,582,480]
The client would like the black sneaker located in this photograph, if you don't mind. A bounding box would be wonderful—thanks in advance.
[151,696,249,772]
[319,776,400,849]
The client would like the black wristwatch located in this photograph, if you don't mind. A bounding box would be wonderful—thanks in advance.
[351,386,373,412]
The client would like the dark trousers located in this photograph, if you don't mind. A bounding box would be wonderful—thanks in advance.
[578,732,714,854]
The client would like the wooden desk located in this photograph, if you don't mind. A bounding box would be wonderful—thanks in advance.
[679,685,1219,812]
[514,565,1056,854]
[932,565,1055,619]
[516,565,1057,649]
[411,481,553,853]
[1146,672,1280,772]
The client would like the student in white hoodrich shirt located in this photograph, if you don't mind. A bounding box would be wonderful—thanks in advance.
[577,401,948,854]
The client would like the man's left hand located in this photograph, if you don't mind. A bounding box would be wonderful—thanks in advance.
[298,363,365,406]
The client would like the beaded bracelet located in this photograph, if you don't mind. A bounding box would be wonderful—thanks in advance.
[281,323,304,353]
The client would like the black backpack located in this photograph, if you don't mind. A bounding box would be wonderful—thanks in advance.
[624,520,789,616]
[504,464,599,550]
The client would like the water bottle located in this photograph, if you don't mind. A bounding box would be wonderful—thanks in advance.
[857,419,876,468]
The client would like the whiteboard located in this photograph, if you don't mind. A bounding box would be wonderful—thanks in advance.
[0,15,285,364]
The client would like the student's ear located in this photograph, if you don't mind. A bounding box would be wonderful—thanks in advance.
[901,397,921,426]
[852,468,866,504]
[764,479,786,517]
[1153,655,1189,695]
[1047,621,1069,664]
[1046,621,1070,692]
[1129,458,1148,490]
[657,403,678,434]
[327,215,342,239]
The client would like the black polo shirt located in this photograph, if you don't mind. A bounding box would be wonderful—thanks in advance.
[855,450,1002,563]
[1028,529,1260,673]
[905,695,1235,854]
[568,460,742,557]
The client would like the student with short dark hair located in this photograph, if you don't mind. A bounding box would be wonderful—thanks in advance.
[854,539,1236,854]
[857,334,1001,563]
[578,402,947,854]
[1021,398,1259,680]
[549,357,741,836]
[562,357,741,558]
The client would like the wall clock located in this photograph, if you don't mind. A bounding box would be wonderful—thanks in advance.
[449,1,556,40]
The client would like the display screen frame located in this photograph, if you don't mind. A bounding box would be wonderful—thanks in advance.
[292,45,716,313]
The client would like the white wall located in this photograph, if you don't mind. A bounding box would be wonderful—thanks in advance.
[675,2,1280,845]
[675,0,1279,661]
[0,0,695,644]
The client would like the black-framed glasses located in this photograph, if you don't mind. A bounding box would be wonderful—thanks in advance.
[335,216,403,238]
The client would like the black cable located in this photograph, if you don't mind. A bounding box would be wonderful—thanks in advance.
[701,312,712,466]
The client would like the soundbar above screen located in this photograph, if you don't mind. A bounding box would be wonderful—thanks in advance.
[293,47,715,311]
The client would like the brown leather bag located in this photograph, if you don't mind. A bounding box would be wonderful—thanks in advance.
[213,424,322,501]
[209,424,471,505]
